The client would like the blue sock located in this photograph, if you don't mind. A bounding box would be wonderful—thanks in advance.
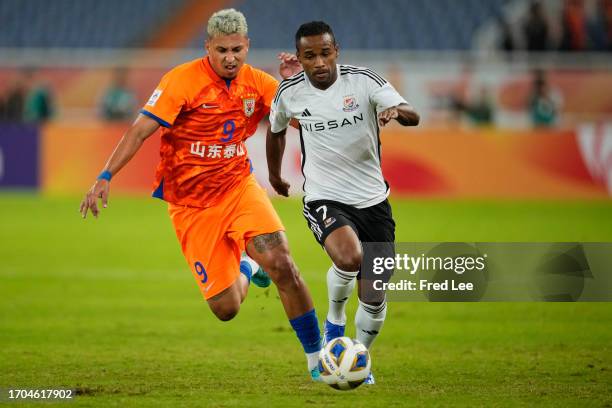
[289,309,321,354]
[239,260,252,284]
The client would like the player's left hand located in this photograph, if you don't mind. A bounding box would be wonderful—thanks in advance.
[378,107,399,127]
[278,52,302,79]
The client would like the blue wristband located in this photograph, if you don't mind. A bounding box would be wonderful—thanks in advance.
[97,170,112,181]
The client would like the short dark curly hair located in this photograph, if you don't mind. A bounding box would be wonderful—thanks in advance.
[295,21,336,50]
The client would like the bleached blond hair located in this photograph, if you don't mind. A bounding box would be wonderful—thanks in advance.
[207,8,248,38]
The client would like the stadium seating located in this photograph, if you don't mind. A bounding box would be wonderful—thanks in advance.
[1,0,510,50]
[191,0,511,49]
[0,0,187,48]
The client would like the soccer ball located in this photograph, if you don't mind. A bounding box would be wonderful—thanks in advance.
[318,337,371,390]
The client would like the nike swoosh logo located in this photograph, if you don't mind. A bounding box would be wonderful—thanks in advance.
[201,104,219,109]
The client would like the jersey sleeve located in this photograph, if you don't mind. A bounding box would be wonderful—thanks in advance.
[257,70,279,113]
[269,87,291,133]
[366,71,408,114]
[141,69,189,127]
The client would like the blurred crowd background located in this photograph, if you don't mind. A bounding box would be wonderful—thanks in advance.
[0,0,610,199]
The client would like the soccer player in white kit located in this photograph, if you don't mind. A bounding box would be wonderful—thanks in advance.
[266,21,419,385]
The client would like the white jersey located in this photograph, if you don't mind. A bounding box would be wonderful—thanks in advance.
[270,64,408,208]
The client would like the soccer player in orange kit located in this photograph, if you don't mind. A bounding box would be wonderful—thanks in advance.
[79,9,322,380]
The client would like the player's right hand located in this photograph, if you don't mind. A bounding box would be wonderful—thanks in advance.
[269,175,290,197]
[79,180,110,219]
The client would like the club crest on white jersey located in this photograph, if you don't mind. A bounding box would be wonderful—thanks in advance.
[343,95,359,112]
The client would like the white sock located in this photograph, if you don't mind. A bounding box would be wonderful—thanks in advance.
[241,253,260,275]
[355,299,387,349]
[326,264,358,325]
[307,351,320,371]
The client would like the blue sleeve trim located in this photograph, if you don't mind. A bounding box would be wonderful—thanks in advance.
[152,178,164,199]
[140,109,171,128]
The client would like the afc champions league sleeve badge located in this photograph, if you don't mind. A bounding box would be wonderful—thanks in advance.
[242,94,256,117]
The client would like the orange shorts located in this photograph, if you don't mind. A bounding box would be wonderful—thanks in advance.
[168,174,284,300]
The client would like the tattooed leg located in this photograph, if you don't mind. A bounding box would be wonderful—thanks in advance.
[250,231,284,253]
[246,231,314,319]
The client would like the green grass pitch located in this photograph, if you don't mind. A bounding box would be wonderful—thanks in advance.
[1,193,611,407]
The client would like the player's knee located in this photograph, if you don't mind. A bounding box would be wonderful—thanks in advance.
[334,250,362,272]
[268,254,300,290]
[210,302,240,322]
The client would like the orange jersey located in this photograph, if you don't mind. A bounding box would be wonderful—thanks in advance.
[142,57,278,207]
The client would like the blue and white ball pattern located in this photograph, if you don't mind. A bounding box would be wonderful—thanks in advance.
[318,337,371,390]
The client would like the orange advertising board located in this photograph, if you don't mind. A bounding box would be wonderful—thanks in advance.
[39,123,610,199]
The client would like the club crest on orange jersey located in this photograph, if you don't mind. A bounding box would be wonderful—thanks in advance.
[343,95,359,112]
[243,96,256,117]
